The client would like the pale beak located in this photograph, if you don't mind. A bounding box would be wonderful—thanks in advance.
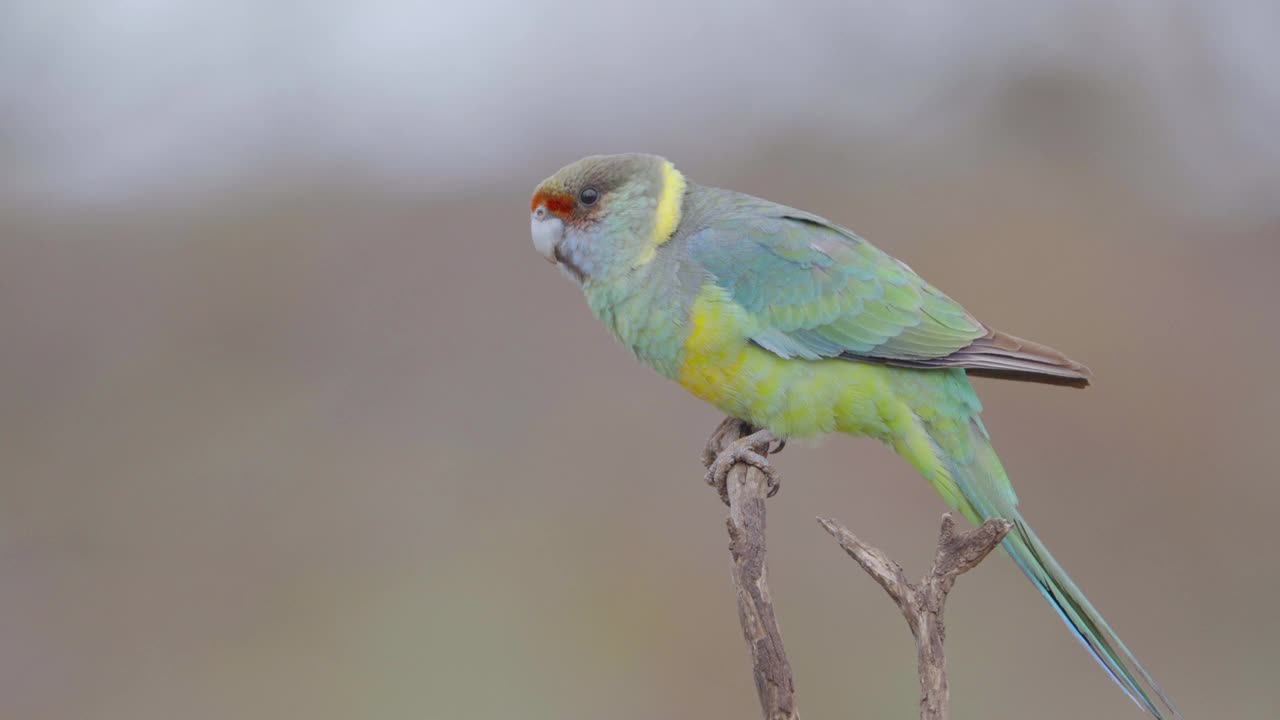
[530,205,564,264]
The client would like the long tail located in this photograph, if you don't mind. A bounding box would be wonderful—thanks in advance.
[905,413,1182,719]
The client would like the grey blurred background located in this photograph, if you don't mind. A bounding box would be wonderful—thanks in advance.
[2,2,1278,719]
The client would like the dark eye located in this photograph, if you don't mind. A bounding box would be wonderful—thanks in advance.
[579,187,599,206]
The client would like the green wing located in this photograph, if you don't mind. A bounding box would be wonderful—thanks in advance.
[685,190,1090,386]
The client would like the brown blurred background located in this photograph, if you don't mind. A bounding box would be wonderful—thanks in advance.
[2,2,1278,719]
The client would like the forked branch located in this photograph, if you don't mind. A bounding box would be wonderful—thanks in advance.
[817,515,1012,720]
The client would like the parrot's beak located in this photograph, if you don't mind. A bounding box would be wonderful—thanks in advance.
[530,206,564,264]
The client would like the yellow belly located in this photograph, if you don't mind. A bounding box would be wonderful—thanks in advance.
[676,286,904,440]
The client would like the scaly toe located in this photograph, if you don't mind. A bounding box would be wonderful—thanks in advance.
[737,448,781,497]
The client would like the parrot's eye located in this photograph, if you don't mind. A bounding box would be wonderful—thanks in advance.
[579,187,599,206]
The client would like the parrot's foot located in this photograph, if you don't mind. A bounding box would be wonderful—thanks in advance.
[701,419,785,469]
[705,428,782,505]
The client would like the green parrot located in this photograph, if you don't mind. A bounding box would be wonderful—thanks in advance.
[529,153,1179,719]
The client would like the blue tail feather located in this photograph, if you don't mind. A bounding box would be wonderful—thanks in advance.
[928,417,1182,719]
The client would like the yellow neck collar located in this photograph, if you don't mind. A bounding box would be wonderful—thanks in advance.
[637,161,686,265]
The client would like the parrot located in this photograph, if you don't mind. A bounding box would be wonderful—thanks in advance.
[528,153,1180,719]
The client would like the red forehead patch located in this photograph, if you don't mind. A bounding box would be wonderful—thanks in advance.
[530,189,574,218]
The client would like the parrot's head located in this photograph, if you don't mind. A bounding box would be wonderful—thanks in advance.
[530,153,686,284]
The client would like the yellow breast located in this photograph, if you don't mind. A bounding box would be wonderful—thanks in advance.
[676,286,749,406]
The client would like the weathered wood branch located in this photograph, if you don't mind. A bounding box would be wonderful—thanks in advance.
[703,416,799,720]
[818,514,1012,720]
[703,416,1013,720]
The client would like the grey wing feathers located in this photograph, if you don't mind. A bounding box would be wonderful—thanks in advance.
[867,328,1093,387]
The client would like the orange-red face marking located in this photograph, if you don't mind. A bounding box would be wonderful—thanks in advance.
[530,189,574,218]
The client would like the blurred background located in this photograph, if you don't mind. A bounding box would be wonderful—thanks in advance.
[2,2,1278,719]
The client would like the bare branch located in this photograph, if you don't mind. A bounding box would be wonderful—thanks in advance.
[815,518,913,615]
[703,415,1013,720]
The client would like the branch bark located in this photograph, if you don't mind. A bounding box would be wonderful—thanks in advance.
[703,416,1013,720]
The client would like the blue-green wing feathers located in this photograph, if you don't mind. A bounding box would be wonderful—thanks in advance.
[684,189,1091,386]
